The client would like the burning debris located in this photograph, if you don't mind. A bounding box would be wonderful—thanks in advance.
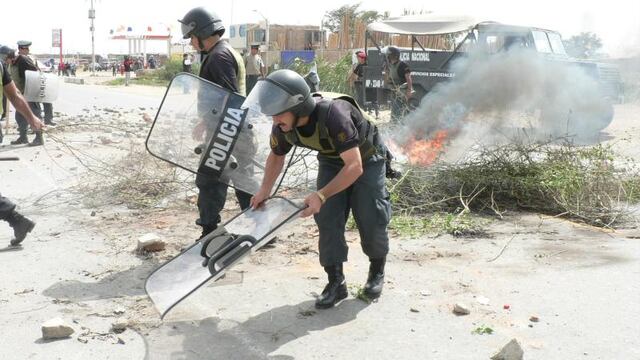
[393,48,616,150]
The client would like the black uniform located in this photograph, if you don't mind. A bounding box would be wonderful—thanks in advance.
[270,98,391,266]
[11,55,41,133]
[0,63,9,142]
[195,40,252,234]
[0,64,17,218]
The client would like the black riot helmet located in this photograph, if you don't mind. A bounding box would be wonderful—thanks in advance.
[386,46,400,60]
[179,7,225,40]
[0,45,15,62]
[242,69,316,117]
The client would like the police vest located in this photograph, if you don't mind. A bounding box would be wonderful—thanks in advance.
[0,64,4,115]
[283,92,380,161]
[229,46,246,96]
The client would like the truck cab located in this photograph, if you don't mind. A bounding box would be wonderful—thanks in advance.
[361,15,621,128]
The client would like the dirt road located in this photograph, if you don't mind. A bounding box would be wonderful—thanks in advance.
[0,79,638,359]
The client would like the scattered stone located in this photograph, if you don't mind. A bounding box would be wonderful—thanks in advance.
[90,211,96,217]
[529,315,540,323]
[420,290,432,297]
[142,113,153,123]
[490,338,524,360]
[111,318,128,333]
[137,233,166,252]
[14,288,34,295]
[99,136,113,145]
[453,303,470,315]
[476,295,490,305]
[410,308,420,313]
[503,304,510,310]
[113,306,126,315]
[42,318,75,340]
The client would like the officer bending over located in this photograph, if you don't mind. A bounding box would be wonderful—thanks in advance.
[247,70,392,309]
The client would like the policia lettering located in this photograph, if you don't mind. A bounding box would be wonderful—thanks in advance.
[199,100,247,177]
[281,92,381,161]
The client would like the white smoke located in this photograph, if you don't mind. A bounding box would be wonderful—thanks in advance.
[393,48,615,149]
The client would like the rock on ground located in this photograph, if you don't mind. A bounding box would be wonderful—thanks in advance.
[41,318,75,340]
[137,233,166,252]
[452,303,471,315]
[490,338,524,360]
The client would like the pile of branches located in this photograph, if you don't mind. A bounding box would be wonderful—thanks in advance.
[390,142,640,228]
[73,145,195,209]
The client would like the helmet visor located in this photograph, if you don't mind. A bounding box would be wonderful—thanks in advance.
[181,22,196,39]
[241,79,305,116]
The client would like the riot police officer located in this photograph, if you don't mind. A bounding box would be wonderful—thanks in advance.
[179,7,252,238]
[247,70,391,308]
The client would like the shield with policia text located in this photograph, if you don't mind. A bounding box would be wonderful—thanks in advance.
[144,73,311,318]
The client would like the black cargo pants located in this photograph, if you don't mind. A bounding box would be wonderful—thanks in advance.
[0,193,16,220]
[15,102,41,133]
[314,154,391,267]
[195,173,252,230]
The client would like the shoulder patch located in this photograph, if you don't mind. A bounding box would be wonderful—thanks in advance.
[270,134,278,148]
[337,131,347,143]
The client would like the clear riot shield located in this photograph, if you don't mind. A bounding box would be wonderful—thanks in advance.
[145,196,303,319]
[145,72,280,195]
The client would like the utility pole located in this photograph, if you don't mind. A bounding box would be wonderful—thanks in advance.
[89,0,96,75]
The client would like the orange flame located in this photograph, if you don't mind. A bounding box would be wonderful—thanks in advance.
[403,130,449,166]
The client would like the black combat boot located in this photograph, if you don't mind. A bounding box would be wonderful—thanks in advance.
[6,211,35,246]
[199,224,217,241]
[315,264,348,309]
[28,131,44,147]
[10,131,28,145]
[363,257,386,299]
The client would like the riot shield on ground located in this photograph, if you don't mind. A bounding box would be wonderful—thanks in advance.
[145,73,280,195]
[145,196,303,319]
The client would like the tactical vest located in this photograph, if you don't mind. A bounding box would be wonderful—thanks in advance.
[388,61,404,87]
[0,64,4,114]
[201,41,246,96]
[9,63,23,93]
[283,92,380,161]
[229,46,246,96]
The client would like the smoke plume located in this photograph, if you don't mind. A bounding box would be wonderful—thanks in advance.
[393,48,615,148]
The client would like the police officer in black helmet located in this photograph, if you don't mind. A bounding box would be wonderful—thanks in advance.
[246,69,391,308]
[179,7,252,239]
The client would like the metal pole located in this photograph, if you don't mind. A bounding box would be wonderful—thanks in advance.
[59,29,63,71]
[265,18,269,72]
[89,0,96,75]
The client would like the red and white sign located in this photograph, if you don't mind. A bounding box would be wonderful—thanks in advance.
[52,29,62,47]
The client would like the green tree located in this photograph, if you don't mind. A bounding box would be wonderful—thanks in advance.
[323,4,362,33]
[563,32,603,59]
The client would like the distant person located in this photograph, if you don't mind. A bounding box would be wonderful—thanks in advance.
[182,53,192,73]
[4,44,44,146]
[148,55,156,69]
[244,44,265,94]
[112,62,117,76]
[123,56,133,86]
[384,46,412,121]
[348,50,367,106]
[17,40,56,126]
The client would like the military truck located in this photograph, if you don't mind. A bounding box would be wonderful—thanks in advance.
[361,15,622,132]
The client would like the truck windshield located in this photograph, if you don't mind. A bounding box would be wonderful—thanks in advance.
[532,30,552,53]
[547,32,567,55]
